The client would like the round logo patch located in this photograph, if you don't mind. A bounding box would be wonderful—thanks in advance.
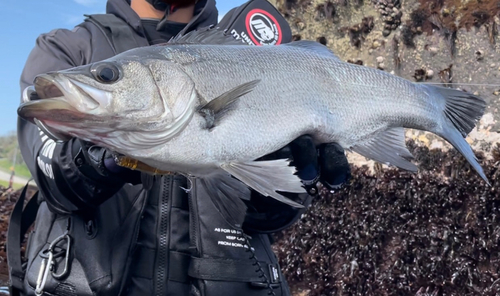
[245,9,282,46]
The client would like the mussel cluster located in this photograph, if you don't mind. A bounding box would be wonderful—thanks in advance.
[273,141,500,295]
[0,187,24,284]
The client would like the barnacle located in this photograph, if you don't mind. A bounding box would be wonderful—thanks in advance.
[371,0,402,36]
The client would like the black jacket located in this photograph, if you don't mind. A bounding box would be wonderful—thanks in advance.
[16,0,297,295]
[18,0,219,214]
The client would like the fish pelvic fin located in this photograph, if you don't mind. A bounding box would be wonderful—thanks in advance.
[427,85,488,183]
[198,171,250,229]
[221,159,306,208]
[352,127,417,171]
[198,79,261,129]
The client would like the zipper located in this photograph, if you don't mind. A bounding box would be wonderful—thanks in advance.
[187,179,200,256]
[119,189,149,295]
[155,176,172,296]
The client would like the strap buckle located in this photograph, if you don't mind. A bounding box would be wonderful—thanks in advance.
[35,232,71,295]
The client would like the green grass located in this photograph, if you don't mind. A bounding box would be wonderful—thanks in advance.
[0,180,25,190]
[0,159,31,179]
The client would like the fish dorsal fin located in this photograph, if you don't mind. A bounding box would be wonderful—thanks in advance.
[221,159,306,208]
[351,127,417,171]
[198,79,261,129]
[283,40,340,59]
[168,26,245,45]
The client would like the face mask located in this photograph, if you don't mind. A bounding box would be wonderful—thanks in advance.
[145,0,197,11]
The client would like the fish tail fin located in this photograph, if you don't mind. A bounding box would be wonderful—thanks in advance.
[429,85,488,183]
[432,85,486,137]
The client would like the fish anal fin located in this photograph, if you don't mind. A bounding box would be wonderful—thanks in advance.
[352,127,417,171]
[222,159,306,208]
[198,79,260,129]
[198,171,250,229]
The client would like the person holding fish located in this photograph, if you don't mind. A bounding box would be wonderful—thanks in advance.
[8,0,351,295]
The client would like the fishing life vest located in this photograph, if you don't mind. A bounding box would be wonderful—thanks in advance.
[7,1,295,296]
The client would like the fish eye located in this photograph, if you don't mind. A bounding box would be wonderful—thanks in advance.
[91,63,121,84]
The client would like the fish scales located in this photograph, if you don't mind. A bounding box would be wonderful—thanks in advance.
[156,44,440,163]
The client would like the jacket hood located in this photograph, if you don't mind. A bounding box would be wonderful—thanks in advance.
[106,0,219,35]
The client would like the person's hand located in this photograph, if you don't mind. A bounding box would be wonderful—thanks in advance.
[259,135,351,196]
[73,139,141,184]
[243,135,351,233]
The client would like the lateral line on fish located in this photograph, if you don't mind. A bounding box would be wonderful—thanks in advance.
[346,81,500,88]
[419,82,500,87]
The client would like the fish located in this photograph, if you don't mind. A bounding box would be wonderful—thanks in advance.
[18,27,487,227]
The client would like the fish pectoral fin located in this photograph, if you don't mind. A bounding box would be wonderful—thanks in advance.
[351,127,417,171]
[198,79,261,129]
[198,171,250,229]
[221,159,306,208]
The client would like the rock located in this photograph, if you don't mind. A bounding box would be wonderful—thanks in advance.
[376,56,385,63]
[382,29,391,37]
[428,46,439,56]
[425,69,434,79]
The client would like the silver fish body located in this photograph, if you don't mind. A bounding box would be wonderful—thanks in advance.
[18,30,487,223]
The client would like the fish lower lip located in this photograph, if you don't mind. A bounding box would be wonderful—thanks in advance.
[17,99,82,141]
[18,99,79,119]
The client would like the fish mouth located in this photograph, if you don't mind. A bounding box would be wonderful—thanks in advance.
[18,74,103,142]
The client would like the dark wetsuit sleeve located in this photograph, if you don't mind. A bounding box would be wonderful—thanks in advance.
[17,27,125,214]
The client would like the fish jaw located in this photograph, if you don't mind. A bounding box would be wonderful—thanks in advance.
[18,73,113,122]
[18,74,113,142]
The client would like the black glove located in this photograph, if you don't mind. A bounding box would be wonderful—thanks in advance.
[72,139,141,185]
[318,141,352,190]
[243,135,351,233]
[258,135,351,194]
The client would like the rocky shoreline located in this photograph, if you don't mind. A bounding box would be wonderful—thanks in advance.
[273,140,500,295]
